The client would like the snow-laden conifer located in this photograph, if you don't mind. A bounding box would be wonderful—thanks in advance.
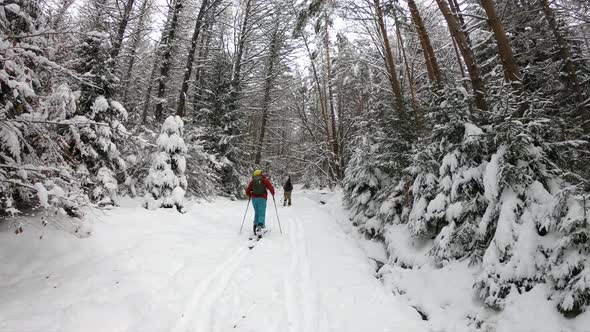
[144,115,188,212]
[0,0,85,219]
[343,132,386,237]
[70,32,128,206]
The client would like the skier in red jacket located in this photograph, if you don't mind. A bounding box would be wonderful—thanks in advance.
[245,170,275,235]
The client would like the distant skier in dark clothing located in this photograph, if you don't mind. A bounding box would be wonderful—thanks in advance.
[245,170,275,235]
[283,176,293,207]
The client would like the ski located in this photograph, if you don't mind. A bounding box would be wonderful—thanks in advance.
[247,237,259,249]
[248,229,270,249]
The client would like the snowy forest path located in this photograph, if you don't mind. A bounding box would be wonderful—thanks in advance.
[0,189,425,332]
[192,190,425,332]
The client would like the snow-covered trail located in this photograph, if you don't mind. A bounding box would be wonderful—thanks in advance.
[0,189,425,332]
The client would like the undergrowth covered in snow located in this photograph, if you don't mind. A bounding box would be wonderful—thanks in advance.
[344,84,590,329]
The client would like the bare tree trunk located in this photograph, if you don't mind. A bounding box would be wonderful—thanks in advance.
[407,0,442,84]
[394,11,420,127]
[154,0,183,122]
[373,0,406,115]
[451,35,468,89]
[111,0,136,59]
[480,0,521,83]
[176,0,210,117]
[434,0,487,112]
[123,0,150,105]
[583,27,590,54]
[300,27,331,153]
[280,118,286,157]
[254,21,281,166]
[141,44,159,124]
[323,12,340,179]
[192,24,213,113]
[337,79,346,175]
[448,0,469,45]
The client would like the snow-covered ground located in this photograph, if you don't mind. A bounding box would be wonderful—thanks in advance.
[0,189,425,332]
[4,188,589,332]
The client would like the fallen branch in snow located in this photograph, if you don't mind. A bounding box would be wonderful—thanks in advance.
[411,306,429,321]
[1,118,130,136]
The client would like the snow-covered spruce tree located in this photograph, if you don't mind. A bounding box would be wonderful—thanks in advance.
[194,50,248,197]
[472,90,585,311]
[405,87,485,245]
[428,119,488,264]
[184,126,218,199]
[0,0,85,219]
[547,188,590,317]
[420,89,489,265]
[547,187,590,317]
[71,32,128,206]
[144,115,187,212]
[343,120,388,237]
[406,141,440,239]
[457,0,590,314]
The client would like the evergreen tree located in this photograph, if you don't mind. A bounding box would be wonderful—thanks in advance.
[473,92,583,310]
[194,50,248,197]
[144,115,187,212]
[71,32,128,206]
[0,0,85,218]
[343,121,388,237]
[547,189,590,317]
[425,92,488,265]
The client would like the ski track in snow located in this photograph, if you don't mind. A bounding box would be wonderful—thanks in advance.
[284,217,320,332]
[296,218,320,332]
[284,218,302,332]
[171,247,248,332]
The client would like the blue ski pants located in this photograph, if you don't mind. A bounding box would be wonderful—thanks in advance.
[252,198,267,227]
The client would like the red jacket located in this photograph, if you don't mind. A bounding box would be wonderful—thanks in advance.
[246,176,275,200]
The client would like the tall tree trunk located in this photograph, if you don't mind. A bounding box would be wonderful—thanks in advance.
[448,0,469,45]
[583,27,590,54]
[141,44,159,124]
[373,0,406,115]
[254,21,281,166]
[154,0,183,122]
[280,118,286,157]
[394,12,420,127]
[300,27,332,154]
[337,79,346,175]
[434,0,487,112]
[229,0,253,112]
[407,0,442,84]
[480,0,521,83]
[451,35,468,89]
[323,12,340,179]
[541,0,582,99]
[192,24,213,113]
[111,0,136,59]
[123,0,150,105]
[176,0,210,117]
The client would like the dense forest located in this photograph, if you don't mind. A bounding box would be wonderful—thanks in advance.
[1,0,590,320]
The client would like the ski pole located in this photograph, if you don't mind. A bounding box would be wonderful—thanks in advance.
[239,197,251,234]
[272,195,283,234]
